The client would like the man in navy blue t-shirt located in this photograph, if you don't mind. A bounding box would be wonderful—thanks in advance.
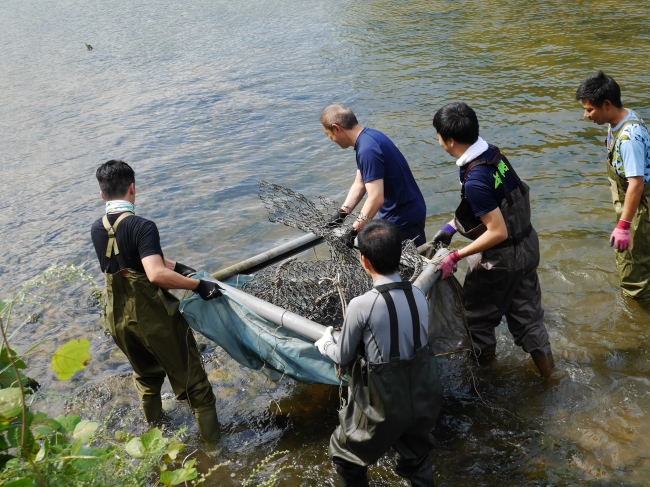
[431,102,554,379]
[320,104,427,246]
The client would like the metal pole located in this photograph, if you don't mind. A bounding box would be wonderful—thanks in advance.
[212,233,325,282]
[204,276,330,342]
[412,248,448,295]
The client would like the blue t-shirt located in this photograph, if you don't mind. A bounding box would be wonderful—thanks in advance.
[460,146,520,218]
[607,110,650,184]
[354,128,426,228]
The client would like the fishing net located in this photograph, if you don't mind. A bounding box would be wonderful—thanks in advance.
[241,181,426,327]
[181,182,470,385]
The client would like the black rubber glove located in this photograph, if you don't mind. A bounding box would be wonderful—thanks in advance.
[326,208,350,228]
[174,261,197,277]
[431,227,455,249]
[195,279,223,300]
[340,229,358,249]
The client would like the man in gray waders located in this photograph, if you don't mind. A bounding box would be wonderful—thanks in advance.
[576,71,650,301]
[430,102,554,379]
[321,104,428,247]
[314,220,442,486]
[90,160,223,442]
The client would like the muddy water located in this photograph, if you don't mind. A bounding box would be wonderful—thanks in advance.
[2,0,650,484]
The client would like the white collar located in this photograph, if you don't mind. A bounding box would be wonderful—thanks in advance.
[456,137,489,167]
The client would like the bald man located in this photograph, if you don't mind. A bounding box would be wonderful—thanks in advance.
[321,104,427,247]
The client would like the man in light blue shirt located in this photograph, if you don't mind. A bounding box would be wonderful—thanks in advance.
[577,71,650,300]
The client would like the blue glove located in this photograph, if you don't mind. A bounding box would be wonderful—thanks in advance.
[431,223,456,248]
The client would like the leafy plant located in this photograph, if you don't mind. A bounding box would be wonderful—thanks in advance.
[0,267,227,486]
[243,450,291,487]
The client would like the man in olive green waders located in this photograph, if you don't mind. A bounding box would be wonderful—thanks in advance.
[576,71,650,301]
[90,160,223,442]
[430,102,554,379]
[314,220,443,487]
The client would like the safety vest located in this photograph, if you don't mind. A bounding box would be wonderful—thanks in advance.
[454,145,533,248]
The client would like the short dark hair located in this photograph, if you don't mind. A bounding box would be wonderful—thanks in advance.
[96,160,135,199]
[575,70,622,108]
[432,102,479,145]
[321,104,359,130]
[358,220,402,275]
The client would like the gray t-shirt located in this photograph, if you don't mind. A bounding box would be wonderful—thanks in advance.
[325,273,429,365]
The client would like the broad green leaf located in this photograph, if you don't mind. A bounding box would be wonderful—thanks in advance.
[163,440,184,463]
[164,462,198,485]
[55,414,80,435]
[0,453,17,470]
[30,412,48,424]
[160,467,198,486]
[72,420,99,444]
[141,428,165,451]
[0,347,27,370]
[125,437,145,459]
[7,426,21,448]
[33,426,55,437]
[0,433,9,450]
[35,438,49,462]
[160,470,175,486]
[0,388,22,420]
[51,339,91,380]
[71,438,82,456]
[4,478,32,487]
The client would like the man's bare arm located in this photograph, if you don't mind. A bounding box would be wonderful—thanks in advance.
[354,179,384,231]
[457,207,508,258]
[341,170,367,211]
[621,176,644,222]
[142,255,200,291]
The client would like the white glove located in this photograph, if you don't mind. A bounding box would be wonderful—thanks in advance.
[314,326,336,356]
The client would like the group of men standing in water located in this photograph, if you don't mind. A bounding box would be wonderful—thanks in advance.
[313,71,650,486]
[91,70,649,487]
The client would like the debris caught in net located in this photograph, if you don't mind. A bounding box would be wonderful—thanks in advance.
[242,182,428,326]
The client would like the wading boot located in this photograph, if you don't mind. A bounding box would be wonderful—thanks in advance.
[142,395,163,423]
[531,351,555,379]
[334,463,369,487]
[396,455,436,487]
[194,406,220,443]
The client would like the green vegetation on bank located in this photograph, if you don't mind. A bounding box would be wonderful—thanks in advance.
[0,266,224,486]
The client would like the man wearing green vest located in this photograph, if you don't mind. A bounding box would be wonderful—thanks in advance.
[576,71,650,301]
[91,160,223,442]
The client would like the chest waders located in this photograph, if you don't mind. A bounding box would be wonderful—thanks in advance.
[102,213,219,442]
[453,146,553,378]
[606,120,650,301]
[329,281,442,487]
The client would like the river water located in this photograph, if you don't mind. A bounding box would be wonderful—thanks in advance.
[2,0,650,485]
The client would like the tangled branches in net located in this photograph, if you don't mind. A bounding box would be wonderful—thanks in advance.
[242,182,428,326]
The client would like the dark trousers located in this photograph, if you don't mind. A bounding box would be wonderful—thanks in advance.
[463,232,551,357]
[400,219,426,247]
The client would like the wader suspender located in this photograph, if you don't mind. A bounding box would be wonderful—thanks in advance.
[607,120,642,165]
[462,145,528,207]
[373,281,421,361]
[102,212,134,270]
